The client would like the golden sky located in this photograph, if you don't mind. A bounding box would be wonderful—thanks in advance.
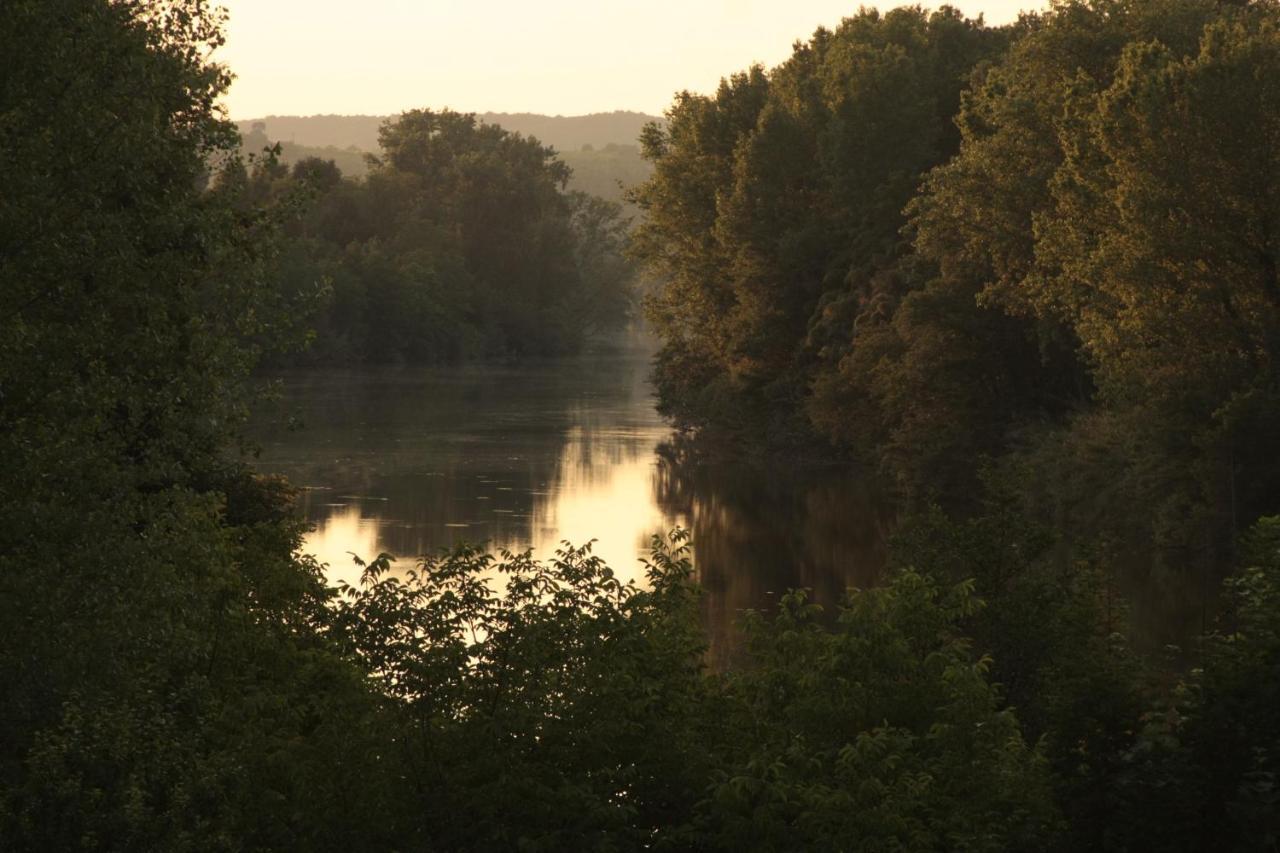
[216,0,1036,119]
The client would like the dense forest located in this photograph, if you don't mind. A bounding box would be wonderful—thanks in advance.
[3,1,1279,851]
[634,1,1280,631]
[235,112,636,363]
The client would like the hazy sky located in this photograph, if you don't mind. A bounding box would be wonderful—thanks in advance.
[217,0,1037,119]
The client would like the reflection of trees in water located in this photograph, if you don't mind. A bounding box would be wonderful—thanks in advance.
[256,367,594,559]
[254,351,667,565]
[257,359,898,664]
[653,438,896,665]
[291,455,565,560]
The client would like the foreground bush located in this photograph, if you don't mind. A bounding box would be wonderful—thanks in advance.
[328,532,1058,851]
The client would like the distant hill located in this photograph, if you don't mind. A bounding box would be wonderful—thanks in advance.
[235,110,660,154]
[238,111,659,208]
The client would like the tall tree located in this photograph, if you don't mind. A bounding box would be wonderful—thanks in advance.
[267,110,637,364]
[633,7,1005,447]
[0,2,383,846]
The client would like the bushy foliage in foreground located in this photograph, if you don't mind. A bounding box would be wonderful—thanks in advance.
[0,0,373,847]
[1110,517,1280,853]
[321,532,1057,851]
[703,576,1057,851]
[328,535,713,849]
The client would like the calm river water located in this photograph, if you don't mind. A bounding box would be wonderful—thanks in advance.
[252,343,892,659]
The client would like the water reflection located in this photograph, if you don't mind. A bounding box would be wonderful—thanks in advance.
[253,347,686,590]
[252,345,892,661]
[530,424,677,575]
[652,440,892,664]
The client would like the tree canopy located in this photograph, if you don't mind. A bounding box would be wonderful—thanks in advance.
[246,110,636,364]
[633,0,1280,609]
[6,0,1280,850]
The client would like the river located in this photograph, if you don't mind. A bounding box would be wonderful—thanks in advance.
[251,343,892,660]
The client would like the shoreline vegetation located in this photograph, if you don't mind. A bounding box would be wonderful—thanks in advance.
[631,0,1280,643]
[3,1,1279,850]
[235,109,639,366]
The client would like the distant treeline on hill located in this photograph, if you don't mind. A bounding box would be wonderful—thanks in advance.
[235,110,660,153]
[238,111,657,205]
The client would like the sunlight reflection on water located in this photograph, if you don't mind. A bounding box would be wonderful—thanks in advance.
[251,344,891,662]
[300,421,684,591]
[253,345,689,590]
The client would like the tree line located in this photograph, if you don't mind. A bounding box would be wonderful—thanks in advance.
[235,111,635,364]
[633,1,1280,581]
[239,121,652,211]
[2,0,1278,850]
